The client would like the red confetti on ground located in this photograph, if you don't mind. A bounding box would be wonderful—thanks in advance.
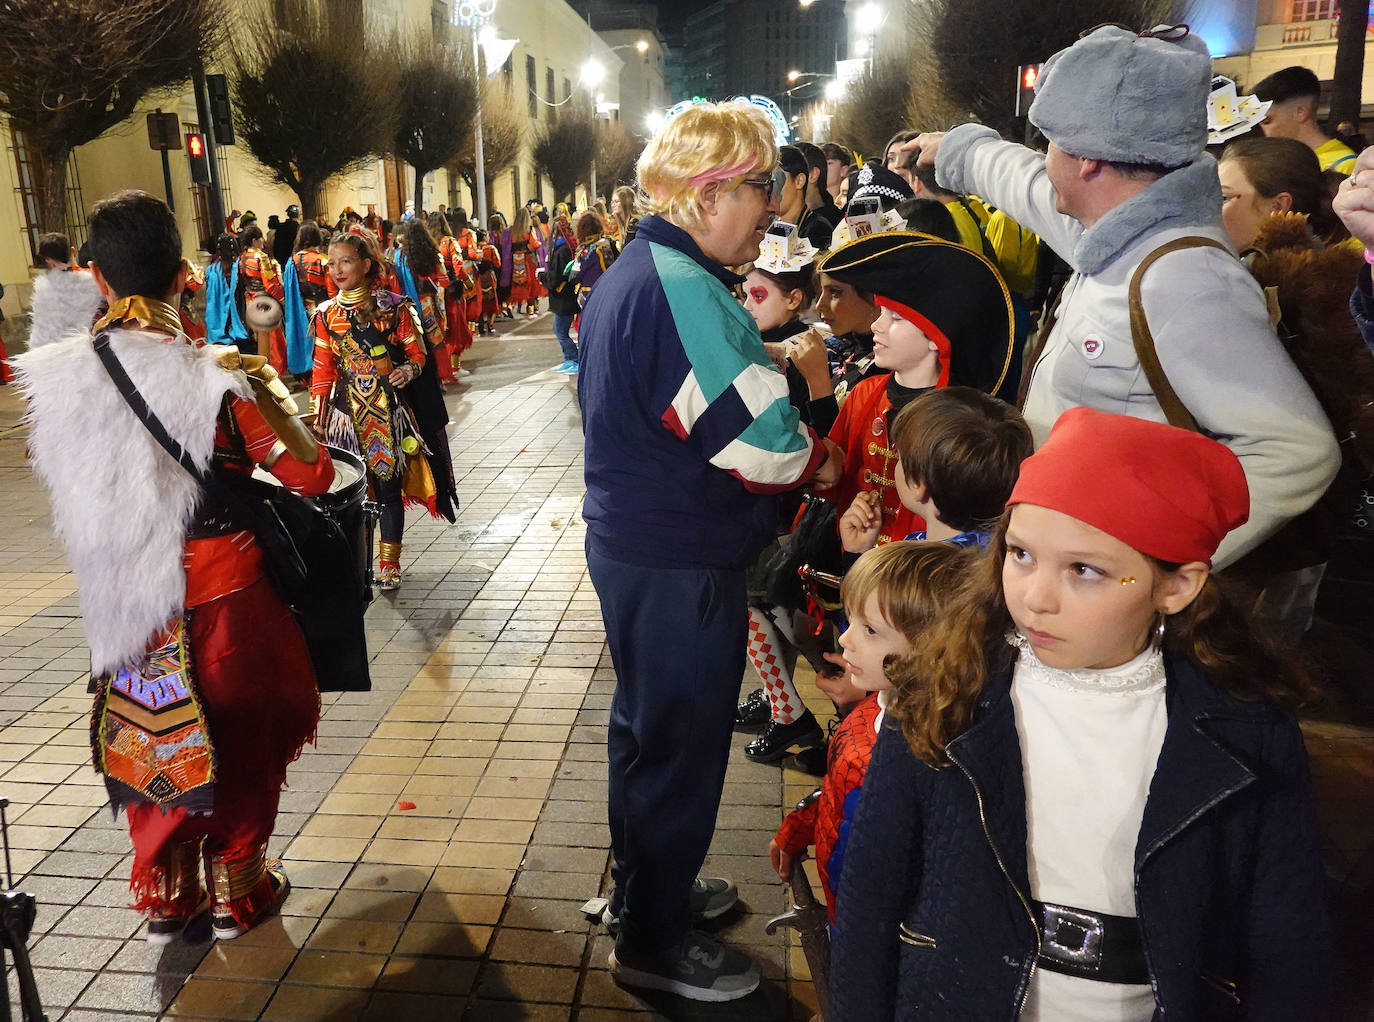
[397,801,417,811]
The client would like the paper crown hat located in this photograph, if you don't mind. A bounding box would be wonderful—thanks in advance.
[754,221,817,274]
[1207,75,1271,145]
[816,231,1015,394]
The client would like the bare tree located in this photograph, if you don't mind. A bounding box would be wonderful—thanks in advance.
[533,106,599,204]
[920,0,1188,137]
[394,39,479,205]
[1329,0,1369,132]
[824,57,915,160]
[230,0,398,217]
[451,81,526,214]
[0,0,225,236]
[595,122,640,193]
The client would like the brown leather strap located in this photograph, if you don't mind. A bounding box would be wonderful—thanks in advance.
[1127,236,1232,432]
[1017,286,1068,410]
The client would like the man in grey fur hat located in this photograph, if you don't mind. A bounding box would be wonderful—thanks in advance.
[907,24,1338,574]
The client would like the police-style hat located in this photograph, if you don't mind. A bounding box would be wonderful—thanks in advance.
[816,231,1015,394]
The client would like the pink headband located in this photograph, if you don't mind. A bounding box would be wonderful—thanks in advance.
[687,158,759,188]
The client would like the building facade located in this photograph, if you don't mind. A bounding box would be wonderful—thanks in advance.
[681,0,846,107]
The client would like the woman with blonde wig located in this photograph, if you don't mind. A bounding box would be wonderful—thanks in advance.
[578,102,837,1002]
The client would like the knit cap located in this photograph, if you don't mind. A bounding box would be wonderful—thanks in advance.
[1028,24,1212,167]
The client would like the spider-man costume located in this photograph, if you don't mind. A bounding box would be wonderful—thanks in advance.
[772,691,884,923]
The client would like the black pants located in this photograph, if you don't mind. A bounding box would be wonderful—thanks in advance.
[373,471,404,543]
[587,543,746,954]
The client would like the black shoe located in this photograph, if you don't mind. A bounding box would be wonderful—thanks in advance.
[744,709,823,763]
[734,688,769,729]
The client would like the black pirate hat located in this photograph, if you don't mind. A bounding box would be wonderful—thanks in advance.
[816,231,1014,394]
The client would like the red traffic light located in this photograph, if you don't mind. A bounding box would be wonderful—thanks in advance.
[1015,63,1042,117]
[186,132,210,185]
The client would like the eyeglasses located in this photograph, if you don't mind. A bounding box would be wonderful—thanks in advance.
[739,166,788,201]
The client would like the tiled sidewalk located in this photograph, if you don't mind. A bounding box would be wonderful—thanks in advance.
[1,324,1372,1019]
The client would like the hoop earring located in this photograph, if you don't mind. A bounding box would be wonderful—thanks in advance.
[1152,612,1167,651]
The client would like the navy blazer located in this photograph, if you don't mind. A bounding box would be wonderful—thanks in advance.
[830,651,1331,1021]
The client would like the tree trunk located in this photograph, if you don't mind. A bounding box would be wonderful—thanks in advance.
[32,143,69,236]
[413,163,431,214]
[1330,0,1369,131]
[298,179,324,221]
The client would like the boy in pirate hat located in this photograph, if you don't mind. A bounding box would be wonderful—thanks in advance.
[813,231,1015,549]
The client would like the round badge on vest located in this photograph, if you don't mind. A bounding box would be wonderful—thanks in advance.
[1081,335,1104,361]
[871,416,885,437]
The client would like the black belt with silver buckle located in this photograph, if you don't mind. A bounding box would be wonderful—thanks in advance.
[1033,900,1149,985]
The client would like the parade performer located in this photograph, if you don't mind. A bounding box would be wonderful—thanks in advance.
[394,221,451,379]
[469,228,501,335]
[310,228,457,590]
[489,212,514,316]
[427,212,475,380]
[13,190,332,943]
[282,221,334,380]
[204,235,250,348]
[508,207,543,316]
[237,225,287,372]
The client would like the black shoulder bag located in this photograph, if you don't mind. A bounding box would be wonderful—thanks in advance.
[93,331,372,692]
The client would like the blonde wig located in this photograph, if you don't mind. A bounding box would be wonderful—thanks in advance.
[636,101,778,232]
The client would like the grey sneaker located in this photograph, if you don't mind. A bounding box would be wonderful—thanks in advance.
[610,929,761,1002]
[601,876,739,931]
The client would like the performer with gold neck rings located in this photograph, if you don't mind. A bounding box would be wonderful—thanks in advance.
[12,190,333,945]
[310,227,457,590]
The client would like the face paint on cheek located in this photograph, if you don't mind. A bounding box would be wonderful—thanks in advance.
[748,286,770,304]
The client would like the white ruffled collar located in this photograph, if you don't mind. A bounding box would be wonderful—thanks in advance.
[1008,632,1165,695]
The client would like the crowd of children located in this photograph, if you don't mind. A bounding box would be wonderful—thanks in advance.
[717,128,1332,1020]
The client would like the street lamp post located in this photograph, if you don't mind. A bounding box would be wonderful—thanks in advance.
[456,0,499,224]
[581,59,607,206]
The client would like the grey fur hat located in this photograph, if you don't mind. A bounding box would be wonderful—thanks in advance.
[1028,24,1212,167]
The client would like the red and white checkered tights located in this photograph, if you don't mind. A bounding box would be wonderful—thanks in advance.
[747,605,804,725]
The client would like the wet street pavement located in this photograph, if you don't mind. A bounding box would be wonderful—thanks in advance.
[0,313,1370,1019]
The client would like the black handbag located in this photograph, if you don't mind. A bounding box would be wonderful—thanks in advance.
[93,332,372,692]
[759,492,844,612]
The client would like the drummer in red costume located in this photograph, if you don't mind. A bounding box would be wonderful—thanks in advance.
[812,231,1017,546]
[12,191,332,943]
[310,227,457,590]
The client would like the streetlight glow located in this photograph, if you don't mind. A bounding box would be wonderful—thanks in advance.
[635,38,649,53]
[580,58,606,88]
[788,69,801,82]
[856,2,883,31]
[825,79,844,101]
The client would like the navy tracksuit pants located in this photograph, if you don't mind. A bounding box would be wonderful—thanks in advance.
[586,544,746,955]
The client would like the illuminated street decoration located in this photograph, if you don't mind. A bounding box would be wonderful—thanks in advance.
[663,94,791,145]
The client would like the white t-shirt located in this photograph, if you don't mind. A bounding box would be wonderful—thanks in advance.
[1009,636,1165,1022]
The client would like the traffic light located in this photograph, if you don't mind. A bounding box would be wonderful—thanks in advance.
[1016,63,1042,118]
[186,133,210,186]
[206,73,235,146]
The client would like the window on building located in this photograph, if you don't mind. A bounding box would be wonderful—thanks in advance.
[527,54,538,118]
[1289,0,1337,20]
[546,66,557,123]
[9,125,86,266]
